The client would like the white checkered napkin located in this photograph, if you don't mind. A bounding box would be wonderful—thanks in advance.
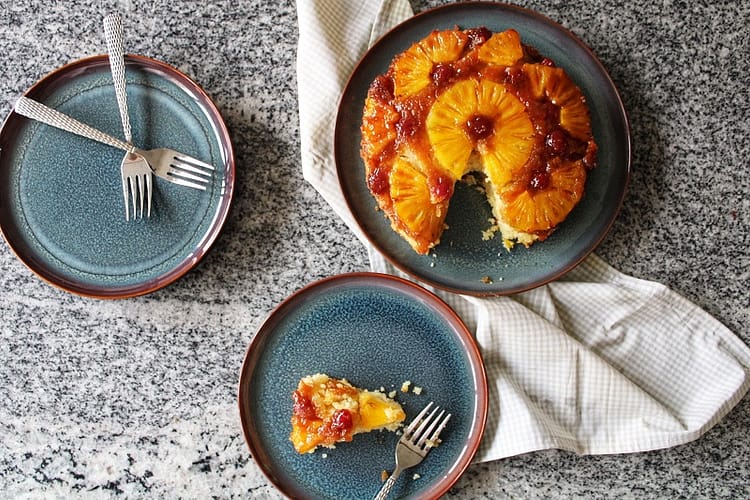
[370,250,750,460]
[296,0,750,462]
[296,0,413,244]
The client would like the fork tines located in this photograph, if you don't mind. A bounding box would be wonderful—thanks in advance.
[373,402,451,500]
[167,153,214,191]
[403,402,451,453]
[124,172,153,220]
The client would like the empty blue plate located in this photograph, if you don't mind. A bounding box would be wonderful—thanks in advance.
[0,55,234,298]
[237,273,488,500]
[335,2,631,296]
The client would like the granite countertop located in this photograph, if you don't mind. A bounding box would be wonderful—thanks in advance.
[1,0,748,498]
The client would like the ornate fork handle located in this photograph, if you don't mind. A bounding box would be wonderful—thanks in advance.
[103,13,131,143]
[373,469,401,500]
[14,96,134,153]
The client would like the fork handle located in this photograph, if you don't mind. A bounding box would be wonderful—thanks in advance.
[373,467,402,500]
[15,96,134,153]
[103,13,132,143]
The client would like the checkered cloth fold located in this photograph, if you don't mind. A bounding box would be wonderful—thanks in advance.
[296,0,750,462]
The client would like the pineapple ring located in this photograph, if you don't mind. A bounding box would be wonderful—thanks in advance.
[500,159,587,233]
[426,78,534,184]
[391,29,469,98]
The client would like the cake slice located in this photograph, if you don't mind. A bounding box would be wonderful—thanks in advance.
[290,373,406,454]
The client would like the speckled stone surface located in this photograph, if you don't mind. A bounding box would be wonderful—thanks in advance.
[0,0,748,498]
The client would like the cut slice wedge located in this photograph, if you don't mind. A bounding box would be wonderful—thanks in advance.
[389,155,452,254]
[290,374,406,454]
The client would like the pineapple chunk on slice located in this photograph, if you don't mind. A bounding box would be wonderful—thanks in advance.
[390,156,450,254]
[361,96,399,162]
[522,63,560,100]
[523,64,592,141]
[477,29,524,66]
[559,99,592,142]
[358,391,406,431]
[290,418,324,455]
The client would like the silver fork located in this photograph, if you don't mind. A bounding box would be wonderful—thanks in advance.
[374,402,451,500]
[14,97,214,191]
[104,13,152,220]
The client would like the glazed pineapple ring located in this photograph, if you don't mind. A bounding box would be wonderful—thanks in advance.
[360,27,597,255]
[426,77,535,185]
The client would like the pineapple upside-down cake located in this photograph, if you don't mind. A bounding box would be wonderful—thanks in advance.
[360,27,598,255]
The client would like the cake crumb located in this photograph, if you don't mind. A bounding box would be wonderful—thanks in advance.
[321,453,328,458]
[388,390,397,398]
[482,218,500,241]
[401,381,411,393]
[480,276,493,284]
[381,470,389,482]
[413,473,421,480]
[412,386,423,395]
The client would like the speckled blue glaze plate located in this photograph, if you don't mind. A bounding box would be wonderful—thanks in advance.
[335,2,630,296]
[238,273,487,500]
[0,55,234,298]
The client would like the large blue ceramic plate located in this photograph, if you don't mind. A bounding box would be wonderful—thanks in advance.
[237,273,487,500]
[335,2,630,296]
[0,55,234,298]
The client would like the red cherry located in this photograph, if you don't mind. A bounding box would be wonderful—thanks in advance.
[466,115,494,141]
[369,75,394,102]
[292,391,317,421]
[431,175,454,202]
[466,27,492,48]
[397,115,420,138]
[330,409,353,434]
[546,129,568,156]
[430,63,456,88]
[529,170,551,191]
[540,57,556,67]
[367,166,390,195]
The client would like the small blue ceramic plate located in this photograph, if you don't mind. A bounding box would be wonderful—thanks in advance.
[335,2,631,296]
[0,55,234,298]
[237,273,488,500]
